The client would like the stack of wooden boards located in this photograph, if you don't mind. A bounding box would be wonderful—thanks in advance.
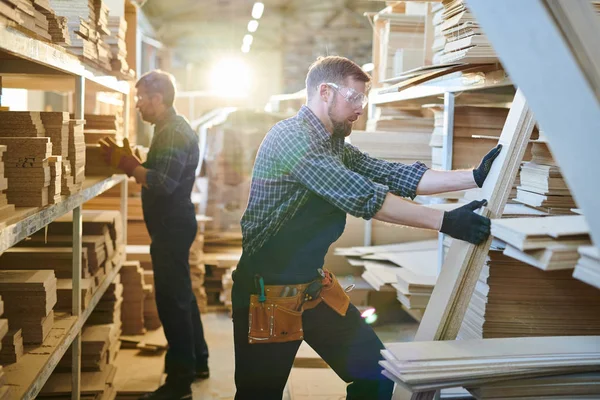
[381,336,600,396]
[573,246,600,290]
[372,10,425,84]
[88,275,123,325]
[0,0,70,45]
[119,261,148,336]
[49,0,113,72]
[203,239,241,308]
[82,113,119,145]
[38,364,118,400]
[199,110,283,233]
[141,270,160,330]
[458,249,600,340]
[433,0,498,64]
[0,145,15,220]
[0,270,56,344]
[515,134,577,215]
[335,240,438,311]
[106,16,131,77]
[354,109,432,166]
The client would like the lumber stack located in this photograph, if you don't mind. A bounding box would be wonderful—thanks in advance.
[120,261,146,335]
[458,249,600,340]
[88,274,123,325]
[38,364,118,400]
[47,155,62,203]
[0,136,52,207]
[0,0,53,42]
[492,215,591,271]
[0,247,90,278]
[219,267,233,313]
[82,113,119,145]
[142,270,161,330]
[55,278,94,312]
[350,128,431,166]
[381,336,600,394]
[434,0,497,64]
[69,119,86,190]
[0,328,23,364]
[0,145,15,221]
[202,247,241,306]
[35,0,71,45]
[372,12,425,83]
[58,322,121,372]
[39,112,78,195]
[49,210,124,251]
[573,246,600,290]
[0,270,56,344]
[515,136,577,215]
[106,16,131,77]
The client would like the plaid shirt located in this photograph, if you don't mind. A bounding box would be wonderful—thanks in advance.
[142,107,199,211]
[241,105,429,255]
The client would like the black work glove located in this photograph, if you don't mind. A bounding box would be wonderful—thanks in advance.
[473,144,503,188]
[440,200,491,245]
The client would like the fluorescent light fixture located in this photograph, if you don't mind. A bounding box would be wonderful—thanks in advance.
[247,20,259,33]
[241,43,251,53]
[252,2,264,19]
[243,34,253,46]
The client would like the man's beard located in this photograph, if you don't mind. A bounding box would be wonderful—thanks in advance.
[328,95,352,138]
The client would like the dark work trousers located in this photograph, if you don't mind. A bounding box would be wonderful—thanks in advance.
[148,207,209,385]
[232,294,394,399]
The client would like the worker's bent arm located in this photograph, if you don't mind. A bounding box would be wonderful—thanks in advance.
[415,169,477,195]
[373,193,444,231]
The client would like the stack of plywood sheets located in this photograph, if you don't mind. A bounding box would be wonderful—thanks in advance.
[0,137,52,207]
[120,261,146,335]
[0,0,53,42]
[38,364,118,400]
[39,112,78,195]
[457,250,600,340]
[142,270,161,330]
[349,129,432,166]
[516,136,577,215]
[573,246,600,290]
[69,119,86,191]
[0,247,90,278]
[381,336,600,393]
[35,0,71,45]
[0,145,15,221]
[492,215,591,271]
[106,16,131,78]
[55,278,94,312]
[49,210,124,251]
[0,328,23,364]
[362,260,400,292]
[219,267,234,313]
[435,0,498,64]
[88,274,123,326]
[83,114,118,145]
[202,248,241,306]
[47,155,62,204]
[0,270,56,344]
[58,322,121,372]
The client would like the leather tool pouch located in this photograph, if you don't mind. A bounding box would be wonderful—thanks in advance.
[247,271,350,344]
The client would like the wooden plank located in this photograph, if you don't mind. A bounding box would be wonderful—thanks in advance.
[410,89,536,400]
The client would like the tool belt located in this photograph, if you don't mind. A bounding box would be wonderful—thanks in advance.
[248,269,351,344]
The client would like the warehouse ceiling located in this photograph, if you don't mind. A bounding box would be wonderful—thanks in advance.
[141,0,385,91]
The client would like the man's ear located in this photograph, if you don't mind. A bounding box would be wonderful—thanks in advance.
[318,83,330,103]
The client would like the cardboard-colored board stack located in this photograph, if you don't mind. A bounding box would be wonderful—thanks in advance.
[0,0,53,42]
[82,113,119,145]
[0,270,56,344]
[372,11,425,83]
[47,155,62,203]
[88,274,123,326]
[381,336,600,395]
[120,261,147,335]
[219,267,234,312]
[202,244,241,306]
[142,271,160,330]
[0,328,23,365]
[0,114,53,206]
[49,0,113,72]
[39,112,78,195]
[55,278,94,312]
[0,246,90,279]
[458,249,600,341]
[69,119,86,191]
[435,0,498,64]
[48,210,124,252]
[515,134,577,215]
[0,145,15,221]
[35,0,71,45]
[573,246,600,291]
[38,364,118,400]
[106,15,131,78]
[199,110,283,233]
[491,215,591,272]
[57,322,121,372]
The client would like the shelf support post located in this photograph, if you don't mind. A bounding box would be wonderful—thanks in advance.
[437,91,455,274]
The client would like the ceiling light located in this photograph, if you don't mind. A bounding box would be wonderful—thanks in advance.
[248,20,259,33]
[241,44,251,53]
[252,2,264,19]
[243,34,253,46]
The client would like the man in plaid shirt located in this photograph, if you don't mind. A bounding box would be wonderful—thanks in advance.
[232,56,501,400]
[105,70,208,400]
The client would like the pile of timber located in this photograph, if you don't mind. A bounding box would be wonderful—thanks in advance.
[458,249,600,340]
[202,244,241,307]
[106,16,131,77]
[573,246,600,291]
[372,11,425,83]
[47,155,62,203]
[142,270,160,330]
[219,267,234,312]
[492,215,591,271]
[38,364,117,400]
[434,0,497,64]
[0,270,56,344]
[120,261,147,335]
[0,246,90,279]
[0,328,23,365]
[0,145,15,221]
[82,113,119,145]
[0,0,61,44]
[381,336,600,396]
[49,210,124,251]
[515,135,578,215]
[69,119,86,190]
[49,0,113,72]
[0,137,52,207]
[56,278,94,312]
[57,322,121,372]
[88,274,123,325]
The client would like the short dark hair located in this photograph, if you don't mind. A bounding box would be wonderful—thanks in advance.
[305,56,371,101]
[136,70,176,107]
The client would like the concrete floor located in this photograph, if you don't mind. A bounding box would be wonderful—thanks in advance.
[115,310,419,399]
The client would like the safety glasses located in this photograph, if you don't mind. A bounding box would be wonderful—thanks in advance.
[326,82,368,108]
